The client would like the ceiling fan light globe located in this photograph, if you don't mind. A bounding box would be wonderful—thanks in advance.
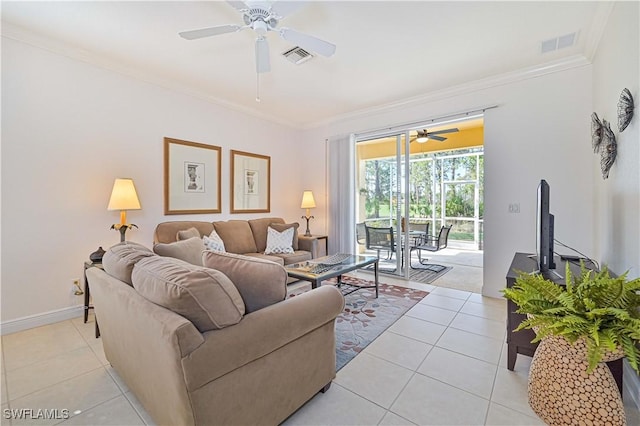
[416,136,428,143]
[253,20,268,36]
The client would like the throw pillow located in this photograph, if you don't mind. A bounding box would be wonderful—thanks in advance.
[102,241,155,286]
[270,222,300,250]
[202,251,287,313]
[132,256,245,332]
[264,226,294,254]
[153,237,205,266]
[176,227,200,241]
[203,229,226,252]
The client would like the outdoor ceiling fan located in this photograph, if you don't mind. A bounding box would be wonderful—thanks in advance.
[411,128,459,143]
[178,0,336,76]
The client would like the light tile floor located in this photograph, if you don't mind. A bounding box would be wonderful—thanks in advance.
[2,275,639,425]
[362,247,484,294]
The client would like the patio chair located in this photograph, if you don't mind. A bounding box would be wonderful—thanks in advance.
[410,225,452,266]
[356,222,367,246]
[407,221,430,246]
[364,225,396,261]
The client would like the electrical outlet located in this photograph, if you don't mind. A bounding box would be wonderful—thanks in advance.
[72,278,84,296]
[508,203,520,213]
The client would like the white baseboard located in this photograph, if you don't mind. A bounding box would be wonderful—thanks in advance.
[623,359,640,411]
[0,306,83,335]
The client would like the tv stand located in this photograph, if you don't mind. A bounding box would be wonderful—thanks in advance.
[535,269,563,280]
[506,252,622,393]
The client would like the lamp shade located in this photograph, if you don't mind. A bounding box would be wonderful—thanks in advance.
[107,178,141,211]
[300,190,316,209]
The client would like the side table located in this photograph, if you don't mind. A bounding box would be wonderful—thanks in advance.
[311,235,328,257]
[298,234,329,258]
[83,261,102,338]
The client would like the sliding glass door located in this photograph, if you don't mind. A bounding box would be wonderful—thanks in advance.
[355,132,410,277]
[354,115,485,280]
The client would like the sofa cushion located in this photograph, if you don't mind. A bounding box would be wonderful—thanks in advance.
[270,222,299,250]
[202,251,287,313]
[132,256,244,332]
[213,220,257,254]
[265,226,295,254]
[203,229,225,252]
[153,237,205,266]
[176,227,201,241]
[249,217,285,252]
[102,242,155,286]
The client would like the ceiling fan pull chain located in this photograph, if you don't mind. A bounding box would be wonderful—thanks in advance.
[256,73,261,103]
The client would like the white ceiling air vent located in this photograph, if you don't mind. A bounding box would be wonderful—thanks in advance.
[541,32,577,54]
[282,46,314,65]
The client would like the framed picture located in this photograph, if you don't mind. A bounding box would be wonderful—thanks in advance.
[164,137,221,215]
[231,150,270,213]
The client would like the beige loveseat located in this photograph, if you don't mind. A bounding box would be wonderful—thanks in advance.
[87,242,344,425]
[153,217,320,264]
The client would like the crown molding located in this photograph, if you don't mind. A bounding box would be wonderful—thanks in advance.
[3,19,601,132]
[304,54,592,129]
[1,22,302,130]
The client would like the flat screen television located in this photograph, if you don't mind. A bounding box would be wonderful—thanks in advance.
[536,179,556,273]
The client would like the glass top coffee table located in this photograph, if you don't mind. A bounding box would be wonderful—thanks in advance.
[285,253,379,297]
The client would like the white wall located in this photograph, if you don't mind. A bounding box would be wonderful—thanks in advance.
[1,37,305,325]
[302,65,594,298]
[591,1,640,409]
[592,2,639,277]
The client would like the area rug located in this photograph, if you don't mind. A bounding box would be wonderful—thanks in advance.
[325,276,429,370]
[408,262,452,284]
[365,260,452,284]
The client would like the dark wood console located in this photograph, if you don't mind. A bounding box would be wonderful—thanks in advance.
[506,252,623,393]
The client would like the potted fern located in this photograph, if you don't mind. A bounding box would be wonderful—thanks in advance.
[503,262,640,425]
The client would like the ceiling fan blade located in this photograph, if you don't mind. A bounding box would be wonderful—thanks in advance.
[429,128,459,135]
[279,27,336,57]
[270,1,306,18]
[430,135,447,142]
[256,37,271,73]
[226,1,247,11]
[179,25,242,40]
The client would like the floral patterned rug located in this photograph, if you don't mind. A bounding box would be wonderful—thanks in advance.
[326,276,429,370]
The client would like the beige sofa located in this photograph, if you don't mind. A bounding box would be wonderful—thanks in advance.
[153,217,321,264]
[87,242,344,426]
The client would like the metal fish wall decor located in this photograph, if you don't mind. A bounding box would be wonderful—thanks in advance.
[617,88,634,132]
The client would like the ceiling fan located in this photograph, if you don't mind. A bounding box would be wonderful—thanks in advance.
[178,1,336,75]
[411,128,459,143]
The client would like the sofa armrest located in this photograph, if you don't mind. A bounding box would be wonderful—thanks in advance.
[181,285,344,392]
[87,267,204,425]
[298,235,320,258]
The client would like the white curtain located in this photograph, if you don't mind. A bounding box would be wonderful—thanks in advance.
[326,134,355,254]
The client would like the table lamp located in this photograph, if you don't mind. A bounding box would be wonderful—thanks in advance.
[300,190,316,237]
[108,178,141,242]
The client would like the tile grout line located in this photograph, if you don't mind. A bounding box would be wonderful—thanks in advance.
[378,312,500,425]
[6,365,109,405]
[51,393,139,426]
[483,342,504,425]
[122,390,153,425]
